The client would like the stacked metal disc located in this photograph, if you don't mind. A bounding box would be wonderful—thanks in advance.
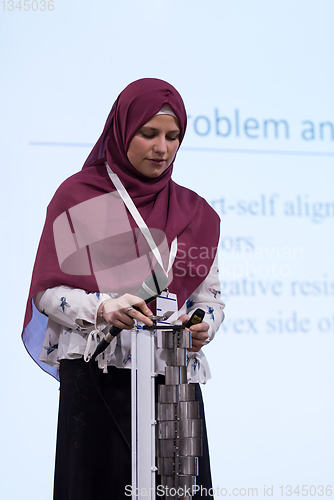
[156,327,202,499]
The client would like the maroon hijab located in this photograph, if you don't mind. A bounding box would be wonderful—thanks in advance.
[22,78,220,378]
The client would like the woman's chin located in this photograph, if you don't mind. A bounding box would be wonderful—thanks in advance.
[133,163,169,178]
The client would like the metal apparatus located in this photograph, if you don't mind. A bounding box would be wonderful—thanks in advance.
[156,323,202,499]
[131,315,203,500]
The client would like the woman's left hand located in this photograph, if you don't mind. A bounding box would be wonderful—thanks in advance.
[178,313,210,353]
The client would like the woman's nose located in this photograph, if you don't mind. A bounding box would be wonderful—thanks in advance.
[153,135,167,154]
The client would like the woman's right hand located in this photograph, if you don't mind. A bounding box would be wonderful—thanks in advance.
[98,293,153,329]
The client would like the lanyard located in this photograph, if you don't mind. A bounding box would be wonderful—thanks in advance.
[106,163,177,277]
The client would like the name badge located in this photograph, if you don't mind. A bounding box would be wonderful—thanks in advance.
[156,291,178,325]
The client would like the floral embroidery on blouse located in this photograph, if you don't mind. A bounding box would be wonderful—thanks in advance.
[91,332,96,342]
[207,306,214,321]
[60,297,70,312]
[186,298,194,309]
[208,287,221,299]
[189,355,200,370]
[122,349,131,365]
[44,341,59,356]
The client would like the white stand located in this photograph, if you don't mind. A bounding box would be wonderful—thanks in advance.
[131,327,157,499]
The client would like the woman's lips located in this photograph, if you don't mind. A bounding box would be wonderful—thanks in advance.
[148,158,166,166]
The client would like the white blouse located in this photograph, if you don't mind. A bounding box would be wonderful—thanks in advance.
[36,255,224,383]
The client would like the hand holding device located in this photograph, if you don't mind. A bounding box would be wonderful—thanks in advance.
[101,294,153,329]
[179,308,209,353]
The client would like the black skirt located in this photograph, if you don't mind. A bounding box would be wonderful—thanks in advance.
[54,359,213,499]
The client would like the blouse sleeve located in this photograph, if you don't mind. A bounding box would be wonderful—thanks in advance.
[34,286,112,331]
[186,253,225,341]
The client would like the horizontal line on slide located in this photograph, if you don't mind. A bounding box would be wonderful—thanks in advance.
[29,142,334,157]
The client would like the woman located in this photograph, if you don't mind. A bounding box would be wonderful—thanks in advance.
[22,78,224,498]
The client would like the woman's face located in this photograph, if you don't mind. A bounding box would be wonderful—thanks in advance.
[127,114,180,178]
